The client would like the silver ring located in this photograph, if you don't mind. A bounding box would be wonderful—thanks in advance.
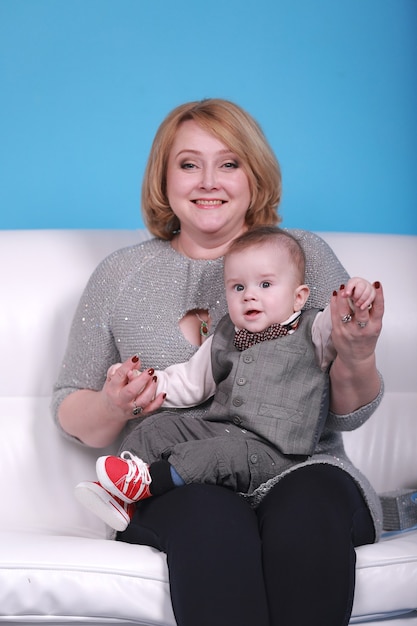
[341,314,352,324]
[132,402,143,416]
[357,321,368,328]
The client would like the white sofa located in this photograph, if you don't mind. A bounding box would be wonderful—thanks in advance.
[0,229,416,626]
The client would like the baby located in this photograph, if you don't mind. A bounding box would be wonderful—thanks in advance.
[75,226,376,531]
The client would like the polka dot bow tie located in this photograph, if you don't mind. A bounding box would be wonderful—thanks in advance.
[233,314,301,352]
[234,323,289,351]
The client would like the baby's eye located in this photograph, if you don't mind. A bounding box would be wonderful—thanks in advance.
[260,281,271,288]
[234,284,244,292]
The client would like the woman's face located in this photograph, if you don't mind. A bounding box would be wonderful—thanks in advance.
[166,120,251,245]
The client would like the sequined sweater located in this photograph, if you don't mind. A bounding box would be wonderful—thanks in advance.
[51,229,383,539]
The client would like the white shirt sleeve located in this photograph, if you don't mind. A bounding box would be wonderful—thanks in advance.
[156,336,216,408]
[311,305,337,370]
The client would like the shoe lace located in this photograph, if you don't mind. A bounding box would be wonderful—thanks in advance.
[120,451,151,487]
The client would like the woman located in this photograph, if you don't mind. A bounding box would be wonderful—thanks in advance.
[53,98,384,626]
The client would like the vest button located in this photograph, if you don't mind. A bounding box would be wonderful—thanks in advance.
[243,354,253,363]
[232,416,242,426]
[237,377,246,386]
[250,454,258,464]
[232,397,243,407]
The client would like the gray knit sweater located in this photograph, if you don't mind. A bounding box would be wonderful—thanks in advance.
[52,229,383,539]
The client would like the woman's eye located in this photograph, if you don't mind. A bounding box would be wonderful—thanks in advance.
[222,161,238,169]
[180,162,197,170]
[261,281,271,288]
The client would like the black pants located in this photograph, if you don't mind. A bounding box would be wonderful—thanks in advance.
[117,464,375,626]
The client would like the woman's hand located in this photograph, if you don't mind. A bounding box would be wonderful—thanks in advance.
[103,356,166,421]
[329,281,384,414]
[331,281,384,363]
[58,355,166,448]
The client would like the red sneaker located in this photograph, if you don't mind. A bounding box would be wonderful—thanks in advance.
[96,451,152,503]
[74,481,136,532]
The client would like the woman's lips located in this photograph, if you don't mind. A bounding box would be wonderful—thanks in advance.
[193,199,225,207]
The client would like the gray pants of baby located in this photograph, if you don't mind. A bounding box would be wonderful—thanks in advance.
[119,411,301,494]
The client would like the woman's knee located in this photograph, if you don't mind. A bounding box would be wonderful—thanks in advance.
[257,464,374,545]
[120,483,260,550]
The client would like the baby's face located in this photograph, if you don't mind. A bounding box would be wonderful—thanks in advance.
[224,243,307,332]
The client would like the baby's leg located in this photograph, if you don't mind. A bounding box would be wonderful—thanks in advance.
[118,411,225,464]
[168,430,294,493]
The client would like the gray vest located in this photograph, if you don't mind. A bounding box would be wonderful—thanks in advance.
[208,309,330,456]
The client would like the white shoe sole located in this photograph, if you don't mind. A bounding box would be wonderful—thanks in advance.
[74,481,130,532]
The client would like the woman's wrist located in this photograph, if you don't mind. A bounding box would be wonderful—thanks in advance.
[329,353,381,415]
[58,388,127,448]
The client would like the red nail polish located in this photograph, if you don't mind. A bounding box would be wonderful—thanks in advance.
[152,375,157,383]
[374,281,381,289]
[132,355,139,363]
[163,393,167,399]
[339,284,345,290]
[333,290,337,297]
[147,368,154,376]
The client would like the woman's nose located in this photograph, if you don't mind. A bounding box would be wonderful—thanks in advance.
[199,166,219,190]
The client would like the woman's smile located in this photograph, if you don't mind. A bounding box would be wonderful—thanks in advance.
[192,199,226,208]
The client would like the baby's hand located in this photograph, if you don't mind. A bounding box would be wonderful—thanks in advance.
[106,363,123,379]
[344,277,376,311]
[107,357,141,382]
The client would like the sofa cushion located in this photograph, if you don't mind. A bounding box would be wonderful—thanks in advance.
[0,531,175,624]
[352,529,417,621]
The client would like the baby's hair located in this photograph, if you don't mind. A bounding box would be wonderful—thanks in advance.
[225,226,306,283]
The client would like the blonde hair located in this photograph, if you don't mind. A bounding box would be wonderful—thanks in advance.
[225,226,306,283]
[142,99,282,239]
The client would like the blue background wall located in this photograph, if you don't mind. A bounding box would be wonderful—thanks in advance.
[1,0,416,234]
